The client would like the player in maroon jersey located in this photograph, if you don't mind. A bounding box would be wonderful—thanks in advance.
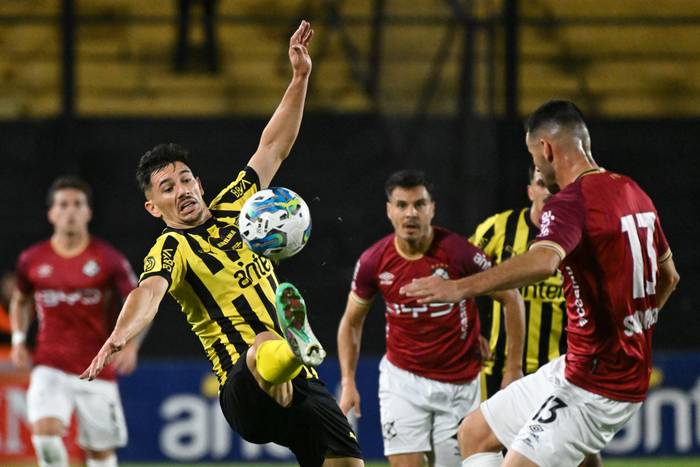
[402,101,680,467]
[10,176,143,467]
[338,170,525,467]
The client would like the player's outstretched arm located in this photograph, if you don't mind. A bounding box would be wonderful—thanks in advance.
[337,294,371,417]
[656,255,680,310]
[401,246,561,303]
[9,288,35,369]
[491,289,525,388]
[81,276,168,380]
[248,20,314,189]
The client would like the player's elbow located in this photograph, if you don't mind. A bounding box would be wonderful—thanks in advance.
[530,247,562,278]
[659,258,680,291]
[663,268,680,291]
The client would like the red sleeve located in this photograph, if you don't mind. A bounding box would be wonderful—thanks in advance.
[350,247,380,303]
[532,185,586,258]
[655,213,671,262]
[460,241,492,276]
[107,247,137,300]
[15,250,32,294]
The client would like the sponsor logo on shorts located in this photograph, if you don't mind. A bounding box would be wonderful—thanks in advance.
[529,424,543,433]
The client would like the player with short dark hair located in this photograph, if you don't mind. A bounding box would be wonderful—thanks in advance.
[81,22,363,467]
[402,99,679,467]
[338,169,524,467]
[11,175,141,467]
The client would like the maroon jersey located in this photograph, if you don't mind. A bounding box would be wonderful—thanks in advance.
[352,227,491,383]
[532,170,671,402]
[15,238,137,380]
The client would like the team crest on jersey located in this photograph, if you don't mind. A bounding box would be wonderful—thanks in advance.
[144,256,156,272]
[37,264,53,278]
[82,259,100,277]
[432,267,450,279]
[378,271,394,285]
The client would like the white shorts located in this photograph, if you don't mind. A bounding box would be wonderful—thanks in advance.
[27,365,128,451]
[378,356,480,457]
[481,356,641,467]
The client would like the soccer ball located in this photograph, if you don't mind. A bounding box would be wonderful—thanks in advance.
[239,187,312,260]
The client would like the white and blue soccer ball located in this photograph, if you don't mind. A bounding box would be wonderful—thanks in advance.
[239,187,312,261]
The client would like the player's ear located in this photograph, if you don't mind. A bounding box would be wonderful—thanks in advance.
[144,200,162,219]
[542,139,554,163]
[47,206,57,226]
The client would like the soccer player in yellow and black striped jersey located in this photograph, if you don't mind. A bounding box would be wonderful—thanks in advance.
[81,21,363,467]
[470,167,565,399]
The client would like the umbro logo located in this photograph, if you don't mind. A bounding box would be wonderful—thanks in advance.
[378,271,394,285]
[37,264,53,278]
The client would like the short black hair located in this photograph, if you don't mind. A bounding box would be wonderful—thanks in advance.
[46,176,92,207]
[136,143,192,192]
[384,169,434,200]
[525,100,587,135]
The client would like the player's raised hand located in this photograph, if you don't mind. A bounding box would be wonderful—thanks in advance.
[80,337,125,381]
[289,20,313,77]
[400,275,465,304]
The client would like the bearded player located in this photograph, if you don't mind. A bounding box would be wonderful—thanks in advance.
[10,176,143,467]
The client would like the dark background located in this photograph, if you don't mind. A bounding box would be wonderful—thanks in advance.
[2,115,697,357]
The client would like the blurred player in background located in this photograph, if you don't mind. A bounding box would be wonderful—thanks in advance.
[470,166,603,466]
[471,167,561,397]
[81,21,364,467]
[338,170,524,467]
[402,100,680,467]
[10,176,143,467]
[0,271,17,362]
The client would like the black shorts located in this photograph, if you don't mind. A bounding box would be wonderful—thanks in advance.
[219,356,363,467]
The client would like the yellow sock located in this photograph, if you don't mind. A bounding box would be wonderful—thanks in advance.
[256,339,303,384]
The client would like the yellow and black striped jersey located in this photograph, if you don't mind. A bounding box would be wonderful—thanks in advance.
[470,207,566,378]
[140,167,313,386]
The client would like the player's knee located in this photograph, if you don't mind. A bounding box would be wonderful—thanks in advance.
[31,435,69,467]
[86,452,118,467]
[458,409,501,456]
[433,435,461,467]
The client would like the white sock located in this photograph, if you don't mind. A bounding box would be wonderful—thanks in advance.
[462,451,503,467]
[31,435,69,467]
[86,453,118,467]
